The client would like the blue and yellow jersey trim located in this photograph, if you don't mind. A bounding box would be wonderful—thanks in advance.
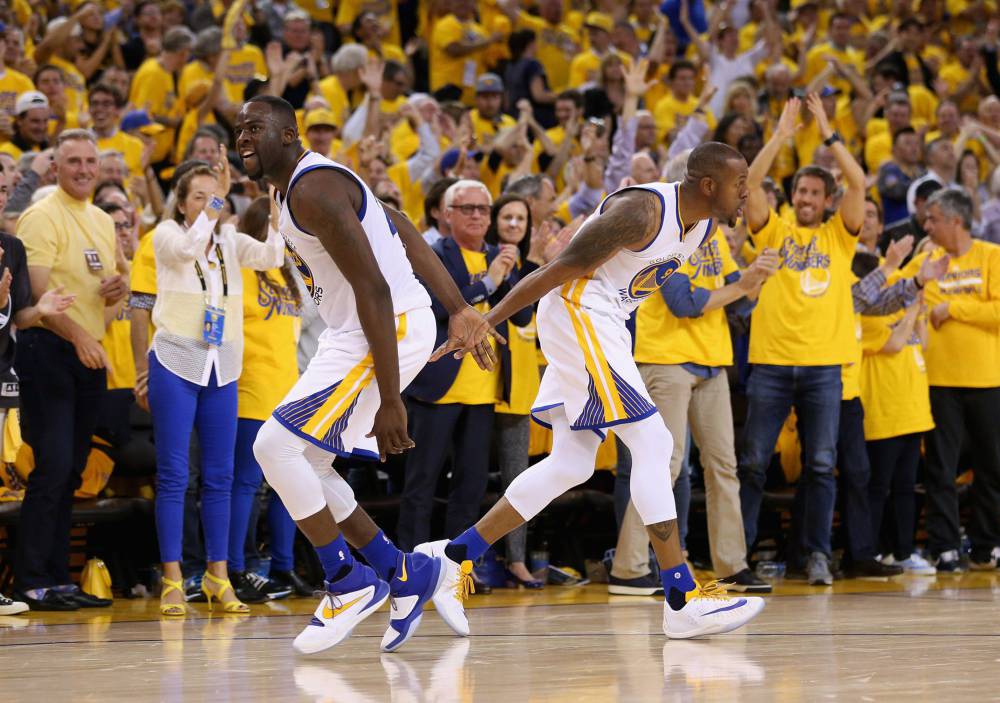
[272,314,408,457]
[557,279,656,432]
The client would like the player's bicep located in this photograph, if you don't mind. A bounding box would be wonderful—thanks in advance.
[554,190,659,276]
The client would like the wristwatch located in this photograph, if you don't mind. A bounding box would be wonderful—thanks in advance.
[208,195,225,212]
[823,132,843,147]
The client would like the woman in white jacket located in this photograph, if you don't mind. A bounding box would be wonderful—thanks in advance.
[149,149,284,616]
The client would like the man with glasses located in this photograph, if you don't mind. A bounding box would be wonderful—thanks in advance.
[398,180,532,551]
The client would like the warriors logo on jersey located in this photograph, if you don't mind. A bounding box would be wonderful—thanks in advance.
[284,236,318,302]
[622,257,683,304]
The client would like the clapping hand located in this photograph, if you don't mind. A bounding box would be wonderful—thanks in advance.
[917,252,950,287]
[884,234,914,270]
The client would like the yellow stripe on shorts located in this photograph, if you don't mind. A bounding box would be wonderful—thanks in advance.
[300,313,409,441]
[561,280,625,423]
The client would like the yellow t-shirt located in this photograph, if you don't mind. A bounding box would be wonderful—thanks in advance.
[18,188,117,341]
[239,268,301,421]
[653,92,716,143]
[296,0,335,24]
[178,60,213,105]
[102,304,136,390]
[436,248,501,405]
[336,0,400,47]
[130,232,157,295]
[803,43,864,97]
[864,130,893,174]
[130,58,181,164]
[900,241,1000,388]
[516,13,577,92]
[0,68,34,121]
[634,228,738,367]
[386,161,424,226]
[470,108,517,148]
[174,108,218,164]
[860,311,934,440]
[50,55,87,114]
[841,312,862,401]
[748,209,858,366]
[314,75,350,126]
[224,44,267,105]
[97,130,145,178]
[567,49,632,89]
[430,14,488,101]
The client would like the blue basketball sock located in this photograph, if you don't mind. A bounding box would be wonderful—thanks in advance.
[445,527,490,564]
[358,530,402,582]
[315,534,354,582]
[662,563,697,611]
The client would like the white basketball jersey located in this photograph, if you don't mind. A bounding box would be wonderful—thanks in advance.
[275,151,431,335]
[568,182,713,317]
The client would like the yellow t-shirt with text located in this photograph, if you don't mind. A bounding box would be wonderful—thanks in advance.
[102,304,136,390]
[900,241,1000,388]
[748,209,858,366]
[634,228,738,367]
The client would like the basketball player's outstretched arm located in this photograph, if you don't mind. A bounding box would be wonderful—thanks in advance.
[289,170,411,461]
[385,204,505,370]
[431,190,659,362]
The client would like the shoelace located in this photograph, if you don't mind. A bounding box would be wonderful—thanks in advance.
[325,592,343,617]
[689,579,731,602]
[454,561,475,602]
[246,572,269,592]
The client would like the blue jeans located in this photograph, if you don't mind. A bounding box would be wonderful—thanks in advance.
[738,364,841,557]
[149,352,238,564]
[229,417,298,572]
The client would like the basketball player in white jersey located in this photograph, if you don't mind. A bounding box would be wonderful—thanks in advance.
[431,142,777,638]
[234,96,494,654]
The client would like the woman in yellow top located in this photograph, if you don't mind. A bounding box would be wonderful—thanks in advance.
[861,293,936,575]
[484,194,543,588]
[227,197,311,601]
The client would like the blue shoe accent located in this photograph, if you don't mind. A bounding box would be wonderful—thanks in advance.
[308,616,324,627]
[703,599,748,616]
[381,552,444,652]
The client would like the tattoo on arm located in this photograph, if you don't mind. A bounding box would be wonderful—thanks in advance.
[647,520,676,542]
[556,189,660,274]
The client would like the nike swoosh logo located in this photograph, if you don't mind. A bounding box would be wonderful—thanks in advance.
[322,594,366,620]
[398,557,408,583]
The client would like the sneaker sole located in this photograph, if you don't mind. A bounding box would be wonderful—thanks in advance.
[608,585,663,596]
[381,558,446,653]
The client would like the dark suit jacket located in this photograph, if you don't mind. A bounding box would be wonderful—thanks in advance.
[407,236,534,403]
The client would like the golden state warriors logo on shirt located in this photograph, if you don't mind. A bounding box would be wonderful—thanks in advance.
[257,278,302,320]
[283,236,317,299]
[779,235,832,298]
[688,239,724,281]
[620,257,683,305]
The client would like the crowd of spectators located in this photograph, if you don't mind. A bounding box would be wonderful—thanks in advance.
[0,0,999,613]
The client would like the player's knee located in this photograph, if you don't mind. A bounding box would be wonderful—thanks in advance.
[253,419,294,481]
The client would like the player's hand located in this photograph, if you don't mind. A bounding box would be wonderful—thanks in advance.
[430,306,507,371]
[917,253,950,286]
[930,302,951,329]
[884,234,914,270]
[367,395,414,462]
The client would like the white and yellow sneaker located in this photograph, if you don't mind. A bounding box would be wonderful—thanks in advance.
[662,580,765,639]
[293,566,389,655]
[414,540,474,637]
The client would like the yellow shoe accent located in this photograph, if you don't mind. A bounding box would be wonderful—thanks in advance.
[455,560,475,601]
[321,594,365,620]
[685,579,730,603]
[201,572,250,614]
[160,577,188,617]
[399,556,408,583]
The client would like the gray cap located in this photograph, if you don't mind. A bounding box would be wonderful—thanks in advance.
[475,73,504,94]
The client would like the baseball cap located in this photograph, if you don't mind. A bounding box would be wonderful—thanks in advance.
[820,85,841,98]
[15,91,49,116]
[583,12,614,33]
[475,73,504,94]
[439,148,461,175]
[304,108,338,130]
[121,109,165,135]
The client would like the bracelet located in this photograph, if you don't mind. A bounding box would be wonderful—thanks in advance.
[208,195,225,211]
[823,132,843,147]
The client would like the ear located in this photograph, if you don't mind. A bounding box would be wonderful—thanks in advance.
[700,175,715,197]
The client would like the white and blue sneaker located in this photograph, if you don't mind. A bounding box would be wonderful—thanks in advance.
[882,553,937,576]
[293,564,390,655]
[415,540,474,637]
[662,581,765,639]
[381,551,445,652]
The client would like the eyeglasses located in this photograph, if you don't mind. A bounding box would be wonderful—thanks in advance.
[449,204,491,216]
[113,221,132,231]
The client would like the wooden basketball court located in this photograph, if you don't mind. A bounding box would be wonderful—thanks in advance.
[2,572,998,701]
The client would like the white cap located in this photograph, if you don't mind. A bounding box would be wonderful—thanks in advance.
[15,91,49,116]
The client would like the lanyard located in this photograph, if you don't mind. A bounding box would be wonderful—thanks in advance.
[193,243,228,305]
